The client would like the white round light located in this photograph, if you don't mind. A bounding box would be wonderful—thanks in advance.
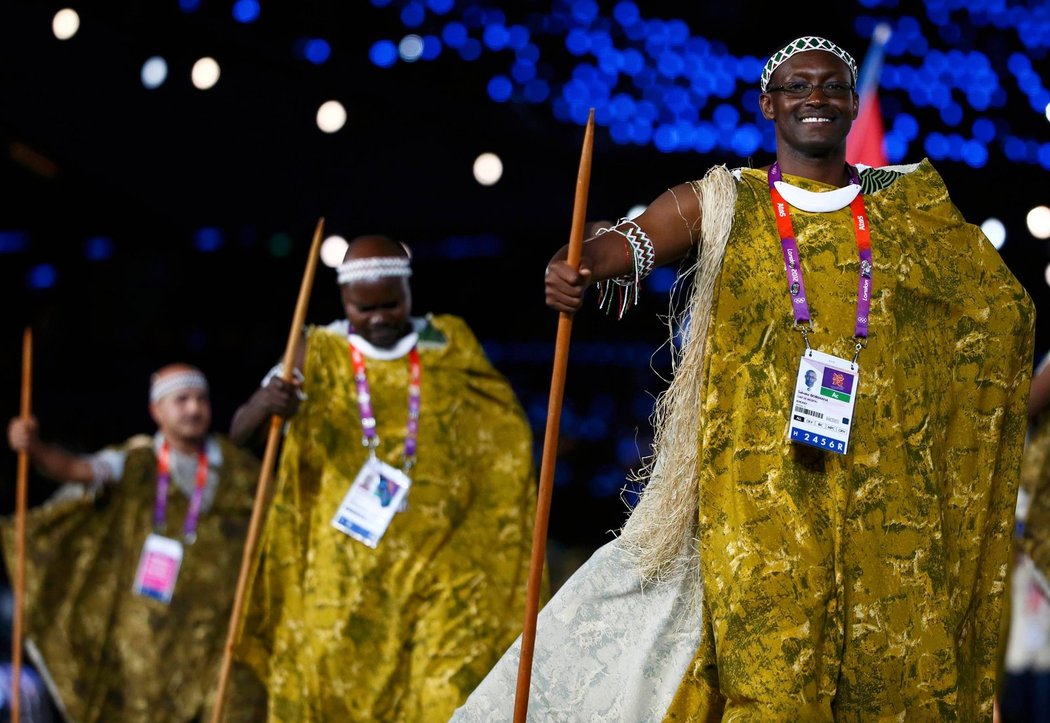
[141,56,168,89]
[1045,101,1050,123]
[52,9,80,40]
[1027,205,1050,240]
[1043,263,1050,288]
[320,235,349,268]
[316,101,347,133]
[980,218,1006,250]
[399,35,424,62]
[473,153,503,186]
[191,57,221,90]
[627,204,648,220]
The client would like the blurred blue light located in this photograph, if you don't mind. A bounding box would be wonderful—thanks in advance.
[232,0,260,23]
[442,22,467,48]
[571,0,599,25]
[463,6,484,28]
[304,39,331,65]
[610,120,631,144]
[630,120,653,145]
[972,118,996,142]
[654,124,678,153]
[597,48,620,75]
[938,23,961,44]
[566,28,590,55]
[421,35,442,60]
[427,0,453,13]
[893,113,919,141]
[369,0,392,5]
[925,132,949,159]
[613,1,640,26]
[621,48,644,76]
[178,0,201,12]
[459,38,482,61]
[564,79,588,103]
[193,227,223,252]
[483,8,506,26]
[525,78,550,102]
[508,25,529,50]
[27,264,56,289]
[84,236,114,261]
[0,230,29,254]
[962,140,988,168]
[1040,144,1050,170]
[369,40,398,68]
[401,2,425,28]
[694,123,716,153]
[731,125,762,156]
[1008,52,1031,75]
[483,24,510,51]
[666,19,689,46]
[511,59,536,82]
[713,103,739,130]
[885,133,908,163]
[487,75,513,102]
[552,98,570,121]
[657,51,684,79]
[940,102,963,126]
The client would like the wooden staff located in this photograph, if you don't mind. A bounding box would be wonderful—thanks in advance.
[513,110,595,722]
[210,218,325,723]
[11,327,32,723]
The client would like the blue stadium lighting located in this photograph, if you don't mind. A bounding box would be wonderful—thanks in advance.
[27,264,57,289]
[511,59,535,83]
[524,79,550,103]
[630,119,652,145]
[193,227,223,252]
[487,75,512,102]
[570,0,599,25]
[462,6,484,28]
[459,38,482,61]
[369,0,392,6]
[1040,144,1050,170]
[232,0,260,24]
[518,43,540,63]
[972,118,996,143]
[885,133,908,162]
[482,24,510,51]
[178,0,201,13]
[84,236,114,261]
[507,25,529,51]
[653,124,678,152]
[421,35,442,60]
[940,102,963,126]
[566,28,590,56]
[925,132,949,159]
[646,267,676,293]
[427,0,453,14]
[369,40,398,68]
[0,230,29,254]
[731,125,762,156]
[400,2,424,28]
[304,39,331,65]
[610,120,631,143]
[613,1,640,27]
[894,113,919,140]
[694,123,716,153]
[441,22,467,48]
[962,140,988,168]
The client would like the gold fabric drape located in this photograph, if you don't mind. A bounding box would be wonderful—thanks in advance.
[236,314,537,722]
[666,161,1034,721]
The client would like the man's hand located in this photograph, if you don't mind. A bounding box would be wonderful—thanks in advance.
[545,257,593,314]
[254,377,302,419]
[7,415,40,453]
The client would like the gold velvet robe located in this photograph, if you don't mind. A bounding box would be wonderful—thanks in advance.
[236,314,537,722]
[1,435,266,723]
[665,161,1034,721]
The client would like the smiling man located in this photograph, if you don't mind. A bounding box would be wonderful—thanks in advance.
[457,37,1034,720]
[229,235,538,721]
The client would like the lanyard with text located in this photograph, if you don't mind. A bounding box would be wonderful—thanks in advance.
[768,161,872,356]
[152,439,209,544]
[349,342,422,472]
[769,162,872,455]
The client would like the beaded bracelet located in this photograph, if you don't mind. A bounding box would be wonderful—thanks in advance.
[595,219,656,319]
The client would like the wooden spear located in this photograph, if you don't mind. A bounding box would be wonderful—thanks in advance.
[513,109,595,722]
[11,327,32,723]
[210,218,325,723]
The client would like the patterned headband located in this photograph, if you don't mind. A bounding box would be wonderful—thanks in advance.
[761,36,858,92]
[336,256,412,285]
[150,370,208,403]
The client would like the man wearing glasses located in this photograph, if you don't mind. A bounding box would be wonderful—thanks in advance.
[458,36,1032,720]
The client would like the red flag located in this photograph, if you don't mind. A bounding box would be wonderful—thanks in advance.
[846,24,892,168]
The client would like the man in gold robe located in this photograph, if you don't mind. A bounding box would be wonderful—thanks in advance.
[4,364,266,722]
[457,37,1033,721]
[230,235,537,721]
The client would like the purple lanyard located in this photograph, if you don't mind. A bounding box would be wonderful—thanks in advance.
[153,439,209,544]
[350,342,422,471]
[768,162,873,345]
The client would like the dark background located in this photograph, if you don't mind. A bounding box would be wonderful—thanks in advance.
[2,0,1049,576]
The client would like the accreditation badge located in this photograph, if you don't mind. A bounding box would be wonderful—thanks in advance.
[331,458,412,548]
[132,533,184,604]
[789,348,859,455]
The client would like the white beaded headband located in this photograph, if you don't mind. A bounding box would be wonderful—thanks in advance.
[761,36,857,92]
[150,370,208,403]
[336,256,412,285]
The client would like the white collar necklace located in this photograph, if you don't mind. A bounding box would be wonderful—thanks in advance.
[348,317,426,360]
[773,177,861,213]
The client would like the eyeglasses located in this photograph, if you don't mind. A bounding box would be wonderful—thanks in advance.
[765,82,855,99]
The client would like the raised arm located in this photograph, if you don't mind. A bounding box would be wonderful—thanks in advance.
[229,334,306,447]
[7,416,96,484]
[545,182,703,313]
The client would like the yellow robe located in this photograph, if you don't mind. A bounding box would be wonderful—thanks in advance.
[236,314,537,722]
[1,435,265,723]
[666,161,1034,721]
